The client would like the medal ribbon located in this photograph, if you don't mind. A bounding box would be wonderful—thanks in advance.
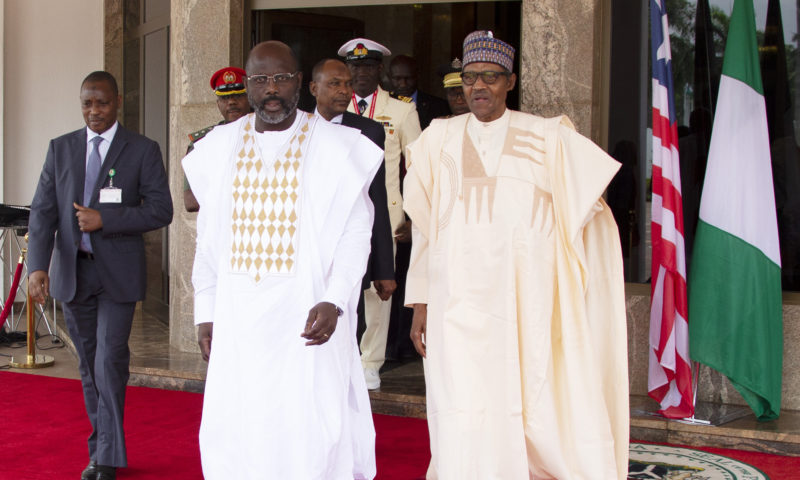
[351,91,378,119]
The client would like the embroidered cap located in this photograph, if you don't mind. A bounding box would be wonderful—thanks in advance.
[338,38,391,62]
[210,67,246,96]
[462,31,515,71]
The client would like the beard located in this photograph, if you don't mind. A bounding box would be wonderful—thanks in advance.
[249,89,300,125]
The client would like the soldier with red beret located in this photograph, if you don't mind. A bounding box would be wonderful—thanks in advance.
[184,67,251,212]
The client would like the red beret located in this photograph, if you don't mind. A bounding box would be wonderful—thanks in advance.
[210,67,246,96]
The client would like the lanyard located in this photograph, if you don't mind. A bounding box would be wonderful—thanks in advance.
[352,91,378,119]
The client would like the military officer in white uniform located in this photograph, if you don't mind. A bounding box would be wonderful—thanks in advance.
[339,38,421,390]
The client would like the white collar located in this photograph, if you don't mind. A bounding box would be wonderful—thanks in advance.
[314,108,344,125]
[86,121,119,144]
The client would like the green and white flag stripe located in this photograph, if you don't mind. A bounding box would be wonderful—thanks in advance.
[689,0,783,420]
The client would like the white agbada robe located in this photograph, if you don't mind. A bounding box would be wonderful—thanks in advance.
[183,112,383,480]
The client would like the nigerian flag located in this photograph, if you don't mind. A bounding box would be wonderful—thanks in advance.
[689,0,783,421]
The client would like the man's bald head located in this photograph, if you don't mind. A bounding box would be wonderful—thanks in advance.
[246,41,299,74]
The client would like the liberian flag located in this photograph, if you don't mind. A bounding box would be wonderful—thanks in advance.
[648,0,694,419]
[689,0,783,421]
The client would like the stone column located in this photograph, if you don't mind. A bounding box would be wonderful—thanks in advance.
[169,0,244,352]
[519,0,609,145]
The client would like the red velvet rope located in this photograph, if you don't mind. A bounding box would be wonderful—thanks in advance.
[0,258,24,328]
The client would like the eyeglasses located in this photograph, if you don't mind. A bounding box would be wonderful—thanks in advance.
[460,71,511,86]
[247,72,299,87]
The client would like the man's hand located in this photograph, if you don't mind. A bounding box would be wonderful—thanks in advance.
[410,303,427,358]
[394,220,412,243]
[373,279,397,301]
[183,189,200,213]
[28,270,50,305]
[73,203,103,232]
[197,322,213,361]
[301,301,338,346]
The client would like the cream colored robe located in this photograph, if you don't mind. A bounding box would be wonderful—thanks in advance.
[403,111,629,480]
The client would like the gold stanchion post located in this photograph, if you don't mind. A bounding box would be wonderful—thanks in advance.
[10,235,54,368]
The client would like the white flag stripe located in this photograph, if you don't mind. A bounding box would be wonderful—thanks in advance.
[655,144,683,194]
[651,194,688,279]
[699,75,781,265]
[660,382,685,409]
[649,266,666,349]
[675,313,690,361]
[652,193,663,224]
[648,348,669,390]
[652,80,670,118]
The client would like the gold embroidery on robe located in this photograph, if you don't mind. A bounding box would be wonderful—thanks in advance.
[229,113,313,281]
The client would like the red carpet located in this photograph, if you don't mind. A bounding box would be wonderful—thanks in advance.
[2,371,798,479]
[0,371,428,479]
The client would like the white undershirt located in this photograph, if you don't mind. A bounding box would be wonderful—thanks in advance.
[466,108,511,176]
[254,112,303,158]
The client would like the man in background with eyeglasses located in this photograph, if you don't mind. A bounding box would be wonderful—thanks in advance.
[338,37,421,391]
[403,30,630,479]
[183,41,383,479]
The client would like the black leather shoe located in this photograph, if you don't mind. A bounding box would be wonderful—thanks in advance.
[95,465,116,480]
[80,461,98,480]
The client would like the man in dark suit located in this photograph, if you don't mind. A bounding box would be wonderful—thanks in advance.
[309,58,395,340]
[27,71,173,480]
[389,54,450,130]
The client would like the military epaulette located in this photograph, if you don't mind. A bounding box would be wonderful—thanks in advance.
[188,125,216,143]
[394,95,413,103]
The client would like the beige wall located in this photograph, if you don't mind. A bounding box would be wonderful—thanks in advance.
[3,0,104,205]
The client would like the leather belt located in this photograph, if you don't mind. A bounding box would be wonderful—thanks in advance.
[77,250,95,260]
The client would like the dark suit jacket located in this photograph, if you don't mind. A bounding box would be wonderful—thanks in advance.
[395,91,450,130]
[28,125,173,304]
[340,111,394,290]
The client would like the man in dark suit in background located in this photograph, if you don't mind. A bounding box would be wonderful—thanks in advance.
[309,58,396,340]
[27,71,173,480]
[389,54,450,130]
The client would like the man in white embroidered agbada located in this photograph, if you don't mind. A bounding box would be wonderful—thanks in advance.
[403,31,630,479]
[183,41,383,480]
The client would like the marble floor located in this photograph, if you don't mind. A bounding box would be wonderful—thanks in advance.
[3,305,800,457]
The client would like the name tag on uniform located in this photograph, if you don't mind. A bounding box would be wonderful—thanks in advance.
[99,187,122,203]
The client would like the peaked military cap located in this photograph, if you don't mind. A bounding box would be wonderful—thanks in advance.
[338,38,391,62]
[210,67,246,96]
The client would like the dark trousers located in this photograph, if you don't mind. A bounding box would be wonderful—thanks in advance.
[386,241,417,360]
[63,256,136,468]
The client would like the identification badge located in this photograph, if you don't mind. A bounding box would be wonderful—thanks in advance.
[99,187,122,203]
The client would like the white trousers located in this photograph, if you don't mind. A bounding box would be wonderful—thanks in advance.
[360,285,392,370]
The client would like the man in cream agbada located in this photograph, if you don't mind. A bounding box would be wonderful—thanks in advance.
[404,31,630,479]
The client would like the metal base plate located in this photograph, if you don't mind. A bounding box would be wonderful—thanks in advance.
[634,401,752,426]
[10,354,55,369]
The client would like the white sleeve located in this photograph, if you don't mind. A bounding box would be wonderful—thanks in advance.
[320,186,373,310]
